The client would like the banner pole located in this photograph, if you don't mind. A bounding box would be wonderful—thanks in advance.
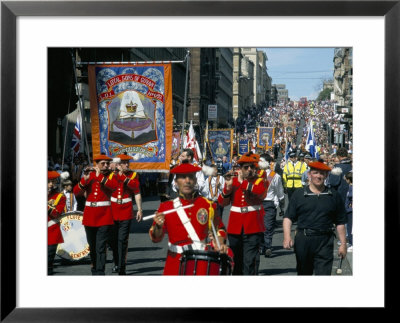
[76,60,185,66]
[180,50,190,154]
[71,49,92,165]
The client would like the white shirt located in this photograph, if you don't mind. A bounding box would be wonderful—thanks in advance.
[63,189,78,212]
[264,169,285,207]
[200,175,225,202]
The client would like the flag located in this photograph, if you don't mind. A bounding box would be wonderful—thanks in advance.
[285,139,292,161]
[183,120,202,162]
[305,119,319,159]
[203,121,208,161]
[71,112,82,157]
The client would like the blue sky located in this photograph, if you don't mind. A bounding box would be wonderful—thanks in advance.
[260,48,335,101]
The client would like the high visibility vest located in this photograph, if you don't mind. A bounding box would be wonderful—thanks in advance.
[283,162,307,188]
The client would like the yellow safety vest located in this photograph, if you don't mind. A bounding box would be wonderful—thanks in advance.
[283,162,307,188]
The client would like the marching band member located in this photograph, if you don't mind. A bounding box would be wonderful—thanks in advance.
[218,152,269,275]
[258,154,285,258]
[149,162,228,275]
[73,154,114,275]
[200,164,225,216]
[62,179,78,212]
[171,149,206,194]
[48,170,66,275]
[105,153,143,275]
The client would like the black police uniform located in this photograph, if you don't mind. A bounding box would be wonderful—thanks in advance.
[284,185,346,275]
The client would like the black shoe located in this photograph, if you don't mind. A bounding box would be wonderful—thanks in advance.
[118,271,126,275]
[112,265,119,273]
[48,268,54,275]
[264,248,272,258]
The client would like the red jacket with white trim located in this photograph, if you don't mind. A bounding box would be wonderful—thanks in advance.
[104,171,140,221]
[218,176,268,235]
[48,191,66,245]
[73,172,114,227]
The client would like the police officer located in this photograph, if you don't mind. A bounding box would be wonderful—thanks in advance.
[283,161,347,275]
[283,150,307,200]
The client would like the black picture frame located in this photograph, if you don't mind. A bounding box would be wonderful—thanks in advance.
[1,0,398,321]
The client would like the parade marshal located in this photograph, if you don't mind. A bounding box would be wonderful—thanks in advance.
[283,161,347,275]
[149,162,229,275]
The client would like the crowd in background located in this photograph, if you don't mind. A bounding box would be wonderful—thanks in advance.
[48,99,352,205]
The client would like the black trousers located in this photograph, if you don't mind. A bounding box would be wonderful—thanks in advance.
[228,232,263,275]
[48,244,58,275]
[109,219,132,274]
[85,225,111,275]
[262,200,277,250]
[294,231,334,275]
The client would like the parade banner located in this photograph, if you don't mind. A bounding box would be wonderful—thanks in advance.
[207,129,233,162]
[238,138,250,156]
[257,127,275,149]
[88,64,173,172]
[171,131,181,159]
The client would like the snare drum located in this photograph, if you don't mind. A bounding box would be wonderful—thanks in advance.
[56,211,90,261]
[179,250,233,275]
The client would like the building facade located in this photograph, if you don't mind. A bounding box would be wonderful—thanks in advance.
[333,48,353,107]
[232,48,254,124]
[242,48,269,106]
[274,84,289,105]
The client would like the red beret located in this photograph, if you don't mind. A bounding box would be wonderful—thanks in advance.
[117,154,132,161]
[170,163,202,174]
[93,154,112,161]
[48,171,60,180]
[237,153,260,166]
[308,161,332,171]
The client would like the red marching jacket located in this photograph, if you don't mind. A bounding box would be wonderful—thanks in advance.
[73,171,114,227]
[48,191,66,245]
[218,176,268,235]
[149,194,226,275]
[104,171,140,221]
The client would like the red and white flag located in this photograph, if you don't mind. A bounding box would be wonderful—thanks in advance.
[183,120,202,162]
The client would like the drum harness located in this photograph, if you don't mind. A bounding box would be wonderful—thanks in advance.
[168,197,206,254]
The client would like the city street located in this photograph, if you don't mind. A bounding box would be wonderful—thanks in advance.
[53,195,352,276]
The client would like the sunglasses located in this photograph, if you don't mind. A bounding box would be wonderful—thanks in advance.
[242,164,256,170]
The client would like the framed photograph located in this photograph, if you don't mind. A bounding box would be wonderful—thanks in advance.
[2,0,398,320]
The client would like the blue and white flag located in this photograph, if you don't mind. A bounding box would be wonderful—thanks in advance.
[285,140,292,161]
[305,119,319,159]
[71,112,82,157]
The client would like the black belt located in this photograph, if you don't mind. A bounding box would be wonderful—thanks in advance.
[298,228,333,236]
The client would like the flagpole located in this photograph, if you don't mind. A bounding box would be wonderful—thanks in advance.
[61,82,73,170]
[180,50,190,154]
[76,59,185,66]
[71,49,91,165]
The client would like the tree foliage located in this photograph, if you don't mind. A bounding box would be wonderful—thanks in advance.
[317,87,332,101]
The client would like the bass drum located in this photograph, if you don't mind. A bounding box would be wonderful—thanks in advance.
[179,250,233,276]
[56,211,90,261]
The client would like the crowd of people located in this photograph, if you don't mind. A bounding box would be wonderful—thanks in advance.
[47,98,353,276]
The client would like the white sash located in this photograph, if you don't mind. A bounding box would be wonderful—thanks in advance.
[173,197,204,250]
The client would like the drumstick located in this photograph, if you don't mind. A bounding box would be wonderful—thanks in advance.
[142,204,194,221]
[211,221,221,250]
